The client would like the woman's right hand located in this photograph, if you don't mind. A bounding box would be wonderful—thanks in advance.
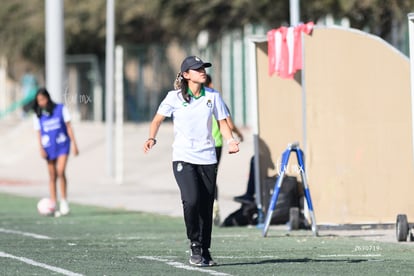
[144,114,164,153]
[143,139,156,153]
[40,148,47,159]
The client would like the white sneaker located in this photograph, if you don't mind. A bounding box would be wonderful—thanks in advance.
[60,200,70,215]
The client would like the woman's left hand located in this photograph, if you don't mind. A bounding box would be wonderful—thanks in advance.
[72,144,79,156]
[228,139,240,154]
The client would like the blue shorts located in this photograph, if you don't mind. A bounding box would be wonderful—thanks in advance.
[45,142,70,161]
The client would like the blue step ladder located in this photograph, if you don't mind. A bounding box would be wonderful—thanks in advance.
[262,142,318,237]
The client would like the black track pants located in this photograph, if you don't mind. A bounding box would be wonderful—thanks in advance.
[173,161,217,249]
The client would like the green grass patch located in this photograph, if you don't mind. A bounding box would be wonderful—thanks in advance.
[1,193,414,275]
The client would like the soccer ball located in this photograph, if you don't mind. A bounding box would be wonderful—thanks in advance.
[37,198,56,216]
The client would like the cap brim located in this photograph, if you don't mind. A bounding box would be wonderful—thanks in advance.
[189,63,212,71]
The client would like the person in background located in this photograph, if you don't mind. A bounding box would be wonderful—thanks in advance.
[21,68,39,117]
[233,156,256,204]
[33,88,79,216]
[205,74,244,226]
[144,56,240,267]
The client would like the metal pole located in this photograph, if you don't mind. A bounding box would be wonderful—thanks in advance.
[301,32,307,157]
[0,57,6,114]
[106,0,115,177]
[300,31,311,223]
[290,0,300,26]
[408,13,414,166]
[115,45,124,185]
[45,0,64,103]
[248,38,266,227]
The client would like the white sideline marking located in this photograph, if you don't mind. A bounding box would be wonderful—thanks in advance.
[212,234,249,238]
[0,227,52,240]
[216,255,278,259]
[319,254,382,258]
[0,251,83,276]
[138,256,232,276]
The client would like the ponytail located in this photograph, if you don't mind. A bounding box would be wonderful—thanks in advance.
[174,72,190,103]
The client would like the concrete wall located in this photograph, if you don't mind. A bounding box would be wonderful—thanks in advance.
[255,26,414,224]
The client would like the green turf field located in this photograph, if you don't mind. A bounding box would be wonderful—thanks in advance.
[1,193,414,275]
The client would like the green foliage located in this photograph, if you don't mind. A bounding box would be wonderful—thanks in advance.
[0,0,45,64]
[64,0,106,57]
[1,0,414,65]
[157,0,289,41]
[116,0,164,43]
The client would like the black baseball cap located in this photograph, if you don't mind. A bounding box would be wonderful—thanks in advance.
[180,56,212,73]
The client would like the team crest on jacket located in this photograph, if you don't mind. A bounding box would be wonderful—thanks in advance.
[206,99,212,108]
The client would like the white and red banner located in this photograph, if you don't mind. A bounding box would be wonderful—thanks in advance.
[267,22,314,78]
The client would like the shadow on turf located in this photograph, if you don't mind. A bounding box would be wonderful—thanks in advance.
[65,209,141,217]
[264,232,387,239]
[218,257,370,267]
[318,233,388,238]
